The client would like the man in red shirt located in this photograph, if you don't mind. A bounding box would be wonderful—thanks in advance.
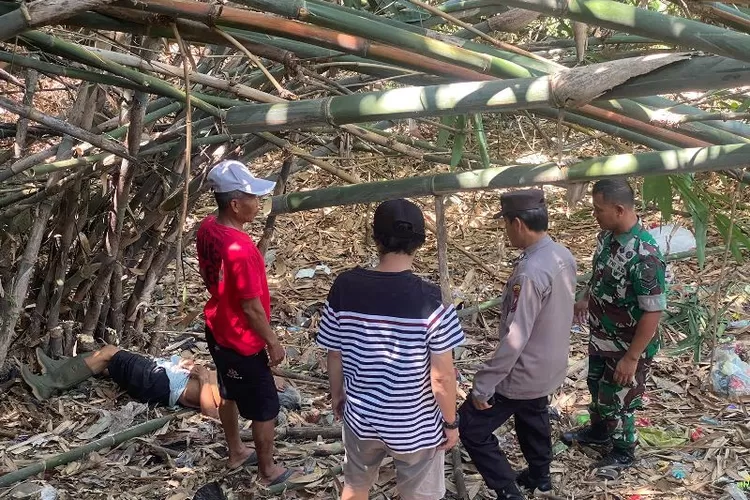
[196,160,294,485]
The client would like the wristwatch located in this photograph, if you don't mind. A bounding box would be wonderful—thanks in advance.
[443,415,460,430]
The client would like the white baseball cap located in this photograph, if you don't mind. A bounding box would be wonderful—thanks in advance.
[207,160,276,196]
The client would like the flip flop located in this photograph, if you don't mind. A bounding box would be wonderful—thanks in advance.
[268,468,296,486]
[229,451,258,470]
[594,466,621,480]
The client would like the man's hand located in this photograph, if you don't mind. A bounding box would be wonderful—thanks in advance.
[437,428,459,451]
[332,392,346,420]
[191,364,210,382]
[179,358,196,371]
[471,392,492,411]
[614,356,639,386]
[266,341,285,367]
[573,298,589,325]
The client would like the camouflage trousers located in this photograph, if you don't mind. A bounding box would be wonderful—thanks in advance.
[587,355,652,450]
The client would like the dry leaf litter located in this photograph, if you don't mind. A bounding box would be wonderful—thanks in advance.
[2,119,749,500]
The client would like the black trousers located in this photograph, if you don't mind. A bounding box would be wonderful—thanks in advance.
[458,393,552,491]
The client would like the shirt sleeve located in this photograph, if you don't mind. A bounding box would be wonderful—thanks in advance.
[317,280,343,351]
[632,250,667,312]
[472,275,544,402]
[227,245,264,300]
[427,304,465,354]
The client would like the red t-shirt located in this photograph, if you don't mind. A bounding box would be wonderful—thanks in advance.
[196,215,271,356]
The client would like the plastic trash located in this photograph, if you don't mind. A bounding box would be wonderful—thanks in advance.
[725,483,750,500]
[294,264,331,279]
[690,427,705,442]
[671,462,688,480]
[700,416,722,426]
[573,409,590,425]
[636,417,652,427]
[639,427,688,447]
[552,441,568,456]
[712,343,750,398]
[647,224,697,255]
[729,320,750,330]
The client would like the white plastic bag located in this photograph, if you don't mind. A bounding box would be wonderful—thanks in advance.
[647,224,696,255]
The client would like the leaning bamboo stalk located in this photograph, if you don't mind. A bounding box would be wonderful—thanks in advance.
[0,0,117,41]
[434,195,469,500]
[19,30,221,117]
[224,54,692,133]
[0,95,136,163]
[269,143,750,215]
[455,0,750,63]
[0,412,187,488]
[14,67,38,159]
[114,0,496,82]
[85,47,284,104]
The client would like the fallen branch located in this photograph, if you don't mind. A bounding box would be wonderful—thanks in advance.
[0,411,188,488]
[240,425,342,442]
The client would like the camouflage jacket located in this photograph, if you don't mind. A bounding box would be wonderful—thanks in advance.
[588,221,666,358]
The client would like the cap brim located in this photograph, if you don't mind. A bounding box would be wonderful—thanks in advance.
[239,178,276,196]
[493,211,505,219]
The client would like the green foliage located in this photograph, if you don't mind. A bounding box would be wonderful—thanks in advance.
[642,176,673,221]
[647,174,749,267]
[436,115,456,148]
[450,114,467,170]
[471,113,491,169]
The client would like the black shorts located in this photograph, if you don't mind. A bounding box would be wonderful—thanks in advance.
[206,327,280,422]
[108,350,171,407]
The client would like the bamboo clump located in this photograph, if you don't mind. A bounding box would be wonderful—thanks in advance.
[0,0,749,377]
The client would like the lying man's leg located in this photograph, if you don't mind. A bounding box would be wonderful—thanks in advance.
[84,345,121,375]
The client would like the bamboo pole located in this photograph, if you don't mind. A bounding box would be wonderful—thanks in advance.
[0,412,186,488]
[0,95,136,163]
[456,0,750,63]
[0,0,117,41]
[224,54,712,133]
[434,195,469,500]
[269,143,750,215]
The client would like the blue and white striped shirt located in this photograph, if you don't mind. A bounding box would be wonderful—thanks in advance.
[317,267,465,453]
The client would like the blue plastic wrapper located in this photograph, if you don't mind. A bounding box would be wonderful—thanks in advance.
[712,343,750,397]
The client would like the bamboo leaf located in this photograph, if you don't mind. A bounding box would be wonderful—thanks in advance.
[436,115,456,148]
[714,212,750,263]
[471,113,491,169]
[670,175,709,267]
[450,115,467,170]
[642,176,672,221]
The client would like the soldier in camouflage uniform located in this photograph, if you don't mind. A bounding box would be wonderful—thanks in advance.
[562,179,666,470]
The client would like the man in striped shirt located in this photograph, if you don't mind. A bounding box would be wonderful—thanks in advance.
[317,199,465,500]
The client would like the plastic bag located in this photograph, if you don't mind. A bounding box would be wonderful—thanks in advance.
[711,343,750,397]
[647,224,696,255]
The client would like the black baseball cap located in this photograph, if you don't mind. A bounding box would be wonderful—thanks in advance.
[493,189,546,218]
[373,199,426,240]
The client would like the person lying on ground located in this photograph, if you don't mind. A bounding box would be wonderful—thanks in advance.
[20,345,221,420]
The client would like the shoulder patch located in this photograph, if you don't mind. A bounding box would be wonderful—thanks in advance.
[510,283,522,312]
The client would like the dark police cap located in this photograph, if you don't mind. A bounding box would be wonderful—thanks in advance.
[493,189,546,219]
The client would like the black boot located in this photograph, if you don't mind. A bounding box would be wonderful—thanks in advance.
[561,422,610,447]
[495,482,527,500]
[593,448,636,469]
[516,468,552,493]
